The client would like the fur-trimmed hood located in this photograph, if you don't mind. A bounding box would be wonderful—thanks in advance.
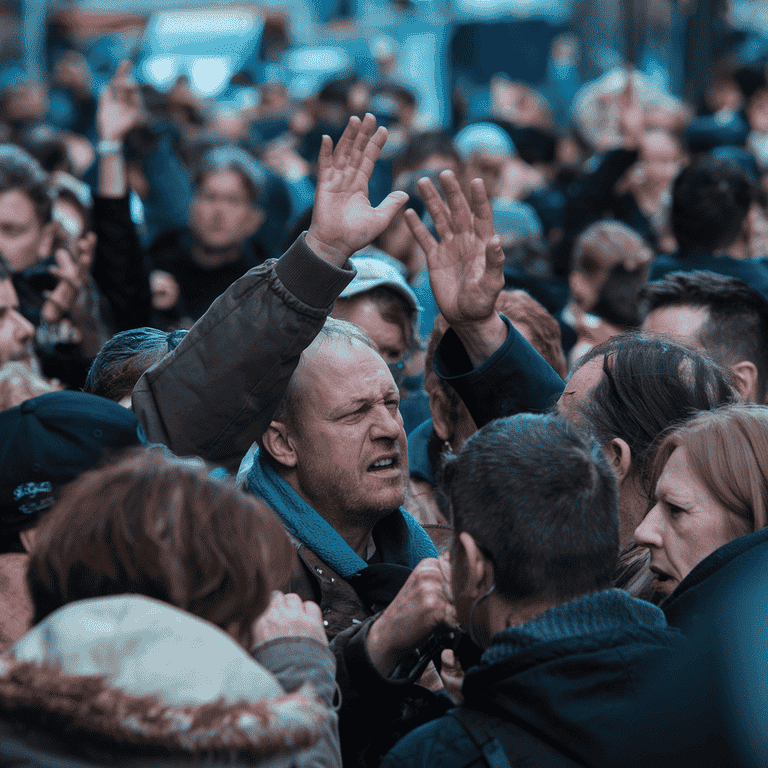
[0,595,330,763]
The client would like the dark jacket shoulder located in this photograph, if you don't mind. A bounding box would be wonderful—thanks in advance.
[661,527,768,633]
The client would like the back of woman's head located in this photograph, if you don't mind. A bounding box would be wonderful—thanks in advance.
[574,334,740,485]
[650,404,768,534]
[28,449,292,648]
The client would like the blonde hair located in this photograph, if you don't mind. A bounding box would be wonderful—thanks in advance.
[650,404,768,535]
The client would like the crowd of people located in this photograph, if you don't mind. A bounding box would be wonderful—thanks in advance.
[2,26,768,767]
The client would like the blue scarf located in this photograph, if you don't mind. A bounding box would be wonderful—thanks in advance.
[247,450,436,578]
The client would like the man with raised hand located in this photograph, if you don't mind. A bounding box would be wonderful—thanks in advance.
[132,112,409,473]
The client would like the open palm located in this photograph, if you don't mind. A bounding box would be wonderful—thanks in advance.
[405,171,505,328]
[305,113,409,265]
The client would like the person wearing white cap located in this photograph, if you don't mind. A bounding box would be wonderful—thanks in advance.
[453,122,515,200]
[333,249,420,385]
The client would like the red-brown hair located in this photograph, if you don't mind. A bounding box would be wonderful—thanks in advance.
[28,449,292,649]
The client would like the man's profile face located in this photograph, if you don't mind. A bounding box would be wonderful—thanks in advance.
[287,339,409,526]
[641,305,707,349]
[188,169,262,252]
[0,278,35,366]
[0,189,49,273]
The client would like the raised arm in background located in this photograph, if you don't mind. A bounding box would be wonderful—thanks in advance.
[92,62,152,331]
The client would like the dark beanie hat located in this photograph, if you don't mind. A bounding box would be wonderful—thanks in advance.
[0,391,140,536]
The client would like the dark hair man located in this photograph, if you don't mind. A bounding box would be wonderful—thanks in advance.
[381,414,683,768]
[84,327,187,407]
[641,270,768,403]
[0,144,108,387]
[148,145,269,325]
[650,159,768,297]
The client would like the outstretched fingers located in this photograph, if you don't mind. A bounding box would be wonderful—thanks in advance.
[469,177,495,241]
[333,115,361,163]
[347,112,378,171]
[485,234,505,273]
[358,123,389,182]
[374,190,410,228]
[316,133,335,176]
[416,176,452,240]
[439,170,473,234]
[404,207,437,257]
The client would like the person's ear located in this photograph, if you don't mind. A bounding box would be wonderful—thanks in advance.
[260,421,297,468]
[606,437,633,485]
[429,387,454,444]
[729,360,760,403]
[457,531,493,597]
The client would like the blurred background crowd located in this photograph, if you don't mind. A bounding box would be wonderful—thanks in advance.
[3,0,768,415]
[4,2,768,764]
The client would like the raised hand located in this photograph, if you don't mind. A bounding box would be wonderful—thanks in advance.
[97,61,142,142]
[305,113,409,267]
[618,70,644,150]
[407,171,505,325]
[41,233,96,324]
[406,171,507,368]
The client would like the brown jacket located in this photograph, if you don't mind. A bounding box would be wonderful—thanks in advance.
[286,542,375,640]
[132,234,354,474]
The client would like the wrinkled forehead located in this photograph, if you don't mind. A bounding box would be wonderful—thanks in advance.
[298,337,395,406]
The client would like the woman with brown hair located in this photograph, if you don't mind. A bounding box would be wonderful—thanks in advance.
[0,449,340,768]
[635,404,768,632]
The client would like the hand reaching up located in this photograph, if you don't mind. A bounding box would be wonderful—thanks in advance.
[97,62,142,142]
[405,172,507,367]
[305,113,409,267]
[618,71,644,150]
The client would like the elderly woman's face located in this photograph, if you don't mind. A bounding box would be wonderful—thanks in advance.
[634,447,749,596]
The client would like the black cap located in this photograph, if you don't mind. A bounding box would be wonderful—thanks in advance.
[0,391,141,536]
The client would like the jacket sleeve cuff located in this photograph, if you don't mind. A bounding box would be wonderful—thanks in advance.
[253,637,338,702]
[433,314,565,427]
[275,233,355,309]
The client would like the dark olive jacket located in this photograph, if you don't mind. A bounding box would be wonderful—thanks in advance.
[132,233,354,474]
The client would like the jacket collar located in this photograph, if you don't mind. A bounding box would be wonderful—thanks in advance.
[661,527,768,628]
[481,589,669,666]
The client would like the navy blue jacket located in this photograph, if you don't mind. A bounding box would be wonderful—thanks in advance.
[381,590,685,768]
[433,314,566,430]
